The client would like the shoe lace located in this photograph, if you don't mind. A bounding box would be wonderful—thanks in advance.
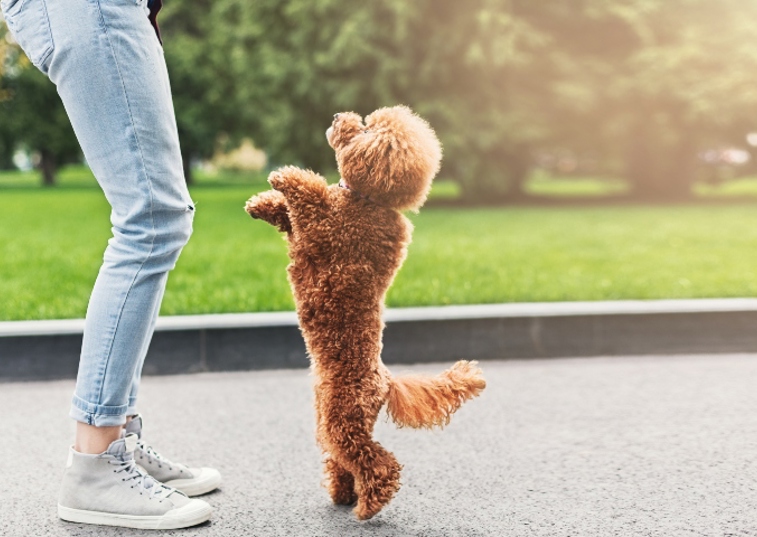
[108,455,171,500]
[136,441,176,471]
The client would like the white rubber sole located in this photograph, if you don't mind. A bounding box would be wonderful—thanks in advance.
[58,500,212,529]
[165,468,222,497]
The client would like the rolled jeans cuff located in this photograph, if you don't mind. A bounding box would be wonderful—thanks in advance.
[126,397,138,418]
[70,393,129,427]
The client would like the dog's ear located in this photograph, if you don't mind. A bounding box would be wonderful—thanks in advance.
[337,106,442,211]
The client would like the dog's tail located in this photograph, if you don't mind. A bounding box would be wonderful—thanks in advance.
[386,360,486,429]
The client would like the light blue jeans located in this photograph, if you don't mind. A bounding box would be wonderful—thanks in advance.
[2,0,194,426]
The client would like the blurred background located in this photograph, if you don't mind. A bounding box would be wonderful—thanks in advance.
[4,0,757,199]
[3,0,757,321]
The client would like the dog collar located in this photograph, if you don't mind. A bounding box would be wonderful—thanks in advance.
[339,179,372,203]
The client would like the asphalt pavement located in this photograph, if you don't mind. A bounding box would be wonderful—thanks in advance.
[2,354,757,536]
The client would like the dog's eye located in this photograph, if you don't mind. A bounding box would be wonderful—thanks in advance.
[363,129,369,133]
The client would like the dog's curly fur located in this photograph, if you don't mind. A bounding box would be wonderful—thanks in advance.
[245,105,486,520]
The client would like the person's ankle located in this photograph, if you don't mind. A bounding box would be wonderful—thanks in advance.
[75,422,123,454]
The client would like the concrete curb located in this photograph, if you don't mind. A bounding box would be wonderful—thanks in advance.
[3,298,757,381]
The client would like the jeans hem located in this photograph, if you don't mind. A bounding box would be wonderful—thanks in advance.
[70,393,129,427]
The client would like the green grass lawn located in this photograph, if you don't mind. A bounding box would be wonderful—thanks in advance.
[525,172,629,197]
[695,177,757,197]
[5,167,757,320]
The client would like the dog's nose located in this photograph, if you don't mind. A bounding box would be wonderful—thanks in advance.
[333,113,340,120]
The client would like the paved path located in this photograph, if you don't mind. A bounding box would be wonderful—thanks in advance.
[2,355,757,536]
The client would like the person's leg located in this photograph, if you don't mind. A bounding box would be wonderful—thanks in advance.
[2,0,211,528]
[125,283,166,418]
[75,423,123,455]
[43,0,194,433]
[121,295,221,497]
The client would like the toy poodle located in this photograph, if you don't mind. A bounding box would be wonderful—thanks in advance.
[245,105,486,520]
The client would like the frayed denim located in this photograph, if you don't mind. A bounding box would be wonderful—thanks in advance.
[2,0,193,425]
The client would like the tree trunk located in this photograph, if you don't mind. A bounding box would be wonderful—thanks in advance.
[460,145,532,204]
[504,145,532,202]
[39,149,57,187]
[664,135,696,199]
[626,127,658,200]
[626,111,696,202]
[182,152,194,186]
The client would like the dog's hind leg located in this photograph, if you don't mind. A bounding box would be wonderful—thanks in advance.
[344,431,402,520]
[315,386,358,505]
[324,456,357,505]
[322,398,402,520]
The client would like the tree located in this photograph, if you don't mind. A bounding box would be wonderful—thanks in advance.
[0,49,80,185]
[7,1,757,198]
[0,21,15,169]
[219,0,558,201]
[620,0,757,199]
[160,0,247,184]
[221,0,757,202]
[544,0,757,200]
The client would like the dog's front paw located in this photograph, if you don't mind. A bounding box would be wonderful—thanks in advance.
[244,190,291,232]
[268,170,285,191]
[244,196,264,219]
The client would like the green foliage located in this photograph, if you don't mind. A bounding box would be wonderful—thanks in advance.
[160,0,246,183]
[3,0,757,199]
[0,24,12,168]
[0,46,79,183]
[221,0,556,198]
[0,116,14,170]
[545,0,757,199]
[207,0,757,202]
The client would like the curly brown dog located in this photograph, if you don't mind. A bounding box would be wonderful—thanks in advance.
[245,105,486,520]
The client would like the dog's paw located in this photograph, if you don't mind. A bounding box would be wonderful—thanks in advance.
[332,489,358,506]
[244,196,262,218]
[329,478,358,506]
[268,170,285,191]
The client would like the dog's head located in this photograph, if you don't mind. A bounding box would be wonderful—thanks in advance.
[326,106,442,211]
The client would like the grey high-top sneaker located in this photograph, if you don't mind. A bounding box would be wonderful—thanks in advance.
[126,414,221,497]
[58,434,212,529]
